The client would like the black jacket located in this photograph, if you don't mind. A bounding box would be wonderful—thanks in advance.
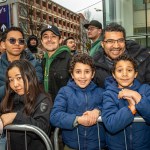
[41,50,71,102]
[93,40,150,88]
[9,93,52,150]
[0,51,43,102]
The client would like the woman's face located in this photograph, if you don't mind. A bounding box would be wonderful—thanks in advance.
[8,67,26,95]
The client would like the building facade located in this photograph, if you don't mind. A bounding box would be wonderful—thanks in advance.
[0,0,89,51]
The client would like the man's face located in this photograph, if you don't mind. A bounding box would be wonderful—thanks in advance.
[101,31,126,60]
[30,39,37,46]
[86,25,102,42]
[1,31,25,58]
[41,31,62,53]
[67,39,76,51]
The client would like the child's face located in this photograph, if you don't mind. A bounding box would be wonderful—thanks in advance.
[113,60,138,88]
[71,62,95,88]
[8,67,26,95]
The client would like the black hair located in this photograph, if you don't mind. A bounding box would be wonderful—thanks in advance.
[102,22,126,41]
[63,37,75,45]
[2,26,24,41]
[112,54,138,73]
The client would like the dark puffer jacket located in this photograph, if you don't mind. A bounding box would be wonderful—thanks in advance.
[0,51,43,102]
[8,93,52,150]
[50,79,106,150]
[102,76,150,150]
[93,40,150,88]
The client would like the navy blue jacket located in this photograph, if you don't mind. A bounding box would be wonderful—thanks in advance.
[102,76,150,150]
[50,79,106,150]
[0,51,43,102]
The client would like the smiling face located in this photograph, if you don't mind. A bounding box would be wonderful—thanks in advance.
[101,32,126,60]
[8,66,26,95]
[41,30,62,56]
[71,62,95,88]
[113,60,138,88]
[1,31,25,61]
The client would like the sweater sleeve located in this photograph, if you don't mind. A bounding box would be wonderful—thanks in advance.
[12,95,52,135]
[102,91,134,134]
[50,88,76,130]
[136,85,150,124]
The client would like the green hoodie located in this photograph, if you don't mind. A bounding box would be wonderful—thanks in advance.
[90,38,102,57]
[44,46,70,92]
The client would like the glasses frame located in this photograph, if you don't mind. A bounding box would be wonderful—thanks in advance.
[103,38,125,45]
[6,38,25,45]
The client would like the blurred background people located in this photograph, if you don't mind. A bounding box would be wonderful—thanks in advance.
[84,20,103,57]
[63,37,77,55]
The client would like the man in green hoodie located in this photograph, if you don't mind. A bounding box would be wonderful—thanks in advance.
[84,20,102,57]
[41,25,71,102]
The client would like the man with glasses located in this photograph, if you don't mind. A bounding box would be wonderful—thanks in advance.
[84,20,103,57]
[0,27,43,101]
[93,22,150,88]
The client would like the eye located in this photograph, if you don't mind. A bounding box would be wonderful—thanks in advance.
[116,69,122,73]
[9,78,14,82]
[128,69,133,72]
[17,76,22,80]
[85,70,90,74]
[75,70,80,74]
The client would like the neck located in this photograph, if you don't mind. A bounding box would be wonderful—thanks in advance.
[92,36,100,43]
[7,53,21,62]
[47,50,56,57]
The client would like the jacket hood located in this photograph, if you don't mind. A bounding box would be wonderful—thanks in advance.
[27,35,38,52]
[105,76,141,93]
[67,79,97,92]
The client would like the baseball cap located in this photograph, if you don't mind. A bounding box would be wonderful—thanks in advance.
[41,25,61,37]
[84,20,102,29]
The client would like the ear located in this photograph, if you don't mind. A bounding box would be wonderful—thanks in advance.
[1,41,6,49]
[71,73,74,79]
[112,73,116,79]
[101,41,104,48]
[59,37,63,44]
[134,72,138,78]
[92,71,95,78]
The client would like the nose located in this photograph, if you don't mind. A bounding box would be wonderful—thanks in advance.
[122,70,127,76]
[81,72,86,78]
[13,79,19,87]
[113,41,120,48]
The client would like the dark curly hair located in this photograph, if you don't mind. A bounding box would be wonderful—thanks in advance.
[69,53,95,74]
[112,54,138,73]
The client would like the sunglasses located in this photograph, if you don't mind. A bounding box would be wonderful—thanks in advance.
[7,38,25,45]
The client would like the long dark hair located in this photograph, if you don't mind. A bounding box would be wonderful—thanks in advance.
[0,59,42,115]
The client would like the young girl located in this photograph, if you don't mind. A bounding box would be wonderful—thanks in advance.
[0,59,52,150]
[50,53,106,150]
[102,54,150,150]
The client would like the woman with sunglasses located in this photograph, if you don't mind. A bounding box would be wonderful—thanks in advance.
[0,59,52,150]
[0,27,43,102]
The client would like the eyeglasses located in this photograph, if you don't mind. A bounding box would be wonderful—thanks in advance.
[6,38,25,45]
[86,27,99,31]
[103,38,125,45]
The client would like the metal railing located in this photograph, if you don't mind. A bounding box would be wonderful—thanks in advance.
[4,124,54,150]
[53,116,145,150]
